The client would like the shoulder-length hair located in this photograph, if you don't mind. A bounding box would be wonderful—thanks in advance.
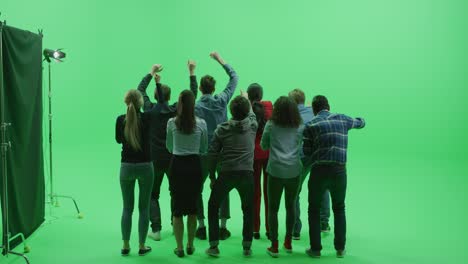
[271,96,301,128]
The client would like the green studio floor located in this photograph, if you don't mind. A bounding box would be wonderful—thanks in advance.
[1,147,467,264]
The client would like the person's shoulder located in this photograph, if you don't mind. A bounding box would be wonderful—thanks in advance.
[116,114,125,122]
[261,100,273,108]
[215,121,230,134]
[196,117,207,127]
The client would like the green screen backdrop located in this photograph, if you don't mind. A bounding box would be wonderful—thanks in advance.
[1,0,467,263]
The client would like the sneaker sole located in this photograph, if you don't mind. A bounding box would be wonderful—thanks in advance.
[206,251,220,257]
[267,250,279,258]
[306,250,321,258]
[284,248,293,253]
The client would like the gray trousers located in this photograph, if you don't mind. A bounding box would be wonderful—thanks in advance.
[120,162,154,244]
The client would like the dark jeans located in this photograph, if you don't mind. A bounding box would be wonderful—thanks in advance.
[308,164,347,251]
[268,175,300,242]
[294,162,330,234]
[208,171,254,248]
[150,158,171,232]
[253,158,269,233]
[197,156,230,221]
[120,162,154,244]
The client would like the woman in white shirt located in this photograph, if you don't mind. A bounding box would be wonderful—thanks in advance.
[166,90,208,257]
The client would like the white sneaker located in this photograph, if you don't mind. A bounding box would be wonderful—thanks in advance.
[148,231,161,241]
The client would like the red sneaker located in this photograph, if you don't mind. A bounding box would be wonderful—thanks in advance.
[267,241,279,258]
[284,238,292,253]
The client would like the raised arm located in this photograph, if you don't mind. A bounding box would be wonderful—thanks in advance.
[137,74,154,111]
[137,64,164,111]
[345,115,366,130]
[188,60,198,98]
[210,52,238,104]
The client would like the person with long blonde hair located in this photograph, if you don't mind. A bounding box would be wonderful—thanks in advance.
[115,89,154,256]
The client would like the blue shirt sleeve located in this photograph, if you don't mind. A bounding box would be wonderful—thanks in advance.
[216,64,238,106]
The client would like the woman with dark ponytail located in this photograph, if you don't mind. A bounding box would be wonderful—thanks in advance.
[166,90,208,257]
[116,89,154,257]
[247,83,273,240]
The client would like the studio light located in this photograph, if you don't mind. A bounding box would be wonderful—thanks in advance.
[43,48,66,62]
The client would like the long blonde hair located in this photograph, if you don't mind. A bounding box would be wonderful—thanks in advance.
[124,90,144,151]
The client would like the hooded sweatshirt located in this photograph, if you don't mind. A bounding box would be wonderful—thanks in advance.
[208,111,258,175]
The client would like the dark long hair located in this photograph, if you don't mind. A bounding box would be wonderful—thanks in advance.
[271,96,301,128]
[252,101,266,131]
[175,90,196,134]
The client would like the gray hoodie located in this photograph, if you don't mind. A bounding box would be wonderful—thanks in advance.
[208,111,258,176]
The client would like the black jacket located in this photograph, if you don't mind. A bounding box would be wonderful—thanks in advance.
[137,74,198,160]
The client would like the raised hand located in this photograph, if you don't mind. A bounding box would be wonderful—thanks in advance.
[150,64,163,76]
[209,52,226,65]
[188,60,196,74]
[209,52,220,61]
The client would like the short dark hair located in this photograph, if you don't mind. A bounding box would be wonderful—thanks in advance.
[247,83,263,102]
[200,75,216,94]
[271,96,301,128]
[154,84,171,102]
[229,96,251,121]
[288,89,305,104]
[312,95,330,115]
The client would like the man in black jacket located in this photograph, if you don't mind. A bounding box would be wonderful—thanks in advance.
[137,61,198,241]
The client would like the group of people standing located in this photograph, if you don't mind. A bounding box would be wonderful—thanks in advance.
[115,52,365,259]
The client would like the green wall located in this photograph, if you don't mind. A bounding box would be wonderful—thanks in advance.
[1,0,467,263]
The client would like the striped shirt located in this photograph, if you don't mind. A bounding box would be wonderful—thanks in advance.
[303,110,365,166]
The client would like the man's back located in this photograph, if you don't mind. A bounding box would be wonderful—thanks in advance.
[195,64,238,142]
[209,111,258,173]
[303,110,365,165]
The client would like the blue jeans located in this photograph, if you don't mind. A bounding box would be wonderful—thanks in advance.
[294,162,330,235]
[120,162,154,244]
[308,164,347,251]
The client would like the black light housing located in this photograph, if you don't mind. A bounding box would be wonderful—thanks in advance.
[43,48,66,62]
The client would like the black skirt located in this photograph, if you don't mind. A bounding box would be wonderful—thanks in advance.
[169,154,203,217]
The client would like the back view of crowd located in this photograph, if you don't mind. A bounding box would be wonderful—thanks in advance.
[115,52,366,259]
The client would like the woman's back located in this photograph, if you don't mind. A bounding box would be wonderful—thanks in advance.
[116,112,152,163]
[262,121,303,178]
[166,117,208,155]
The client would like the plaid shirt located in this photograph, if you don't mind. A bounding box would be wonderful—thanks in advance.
[303,110,365,166]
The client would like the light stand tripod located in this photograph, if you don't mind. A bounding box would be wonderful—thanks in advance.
[0,21,31,264]
[44,54,83,219]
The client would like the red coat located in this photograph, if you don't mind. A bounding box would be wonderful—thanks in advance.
[254,101,273,160]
